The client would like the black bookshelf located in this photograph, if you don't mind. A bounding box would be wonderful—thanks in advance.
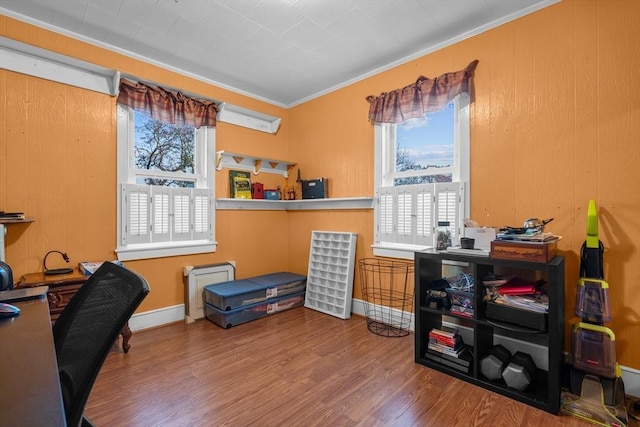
[414,250,565,414]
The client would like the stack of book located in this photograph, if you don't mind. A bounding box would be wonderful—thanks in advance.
[483,276,549,313]
[425,327,472,373]
[495,231,561,243]
[78,260,124,276]
[0,211,25,220]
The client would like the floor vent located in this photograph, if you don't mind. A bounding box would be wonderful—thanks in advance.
[184,262,235,323]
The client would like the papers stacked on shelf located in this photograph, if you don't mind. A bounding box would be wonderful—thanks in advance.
[496,231,561,243]
[493,294,549,313]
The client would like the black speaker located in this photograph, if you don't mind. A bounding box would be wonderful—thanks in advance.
[0,261,14,291]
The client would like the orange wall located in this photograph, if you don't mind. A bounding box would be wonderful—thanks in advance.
[288,0,640,369]
[1,0,639,369]
[0,15,294,314]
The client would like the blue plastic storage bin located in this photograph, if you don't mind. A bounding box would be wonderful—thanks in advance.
[204,272,306,311]
[205,290,305,328]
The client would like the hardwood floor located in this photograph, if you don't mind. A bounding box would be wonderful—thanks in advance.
[86,308,621,427]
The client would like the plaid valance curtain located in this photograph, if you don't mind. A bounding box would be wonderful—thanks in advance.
[366,60,479,124]
[117,79,217,128]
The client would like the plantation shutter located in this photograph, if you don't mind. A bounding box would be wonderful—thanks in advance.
[415,185,434,246]
[376,187,395,243]
[396,187,414,244]
[172,189,191,241]
[435,183,464,245]
[123,184,151,245]
[374,182,464,247]
[123,184,212,245]
[151,186,171,243]
[192,189,211,240]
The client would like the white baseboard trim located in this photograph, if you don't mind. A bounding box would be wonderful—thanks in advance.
[128,304,185,331]
[621,366,640,398]
[130,300,639,397]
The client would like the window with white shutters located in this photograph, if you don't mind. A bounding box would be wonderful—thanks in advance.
[373,95,470,259]
[121,184,212,247]
[117,104,216,261]
[375,183,463,249]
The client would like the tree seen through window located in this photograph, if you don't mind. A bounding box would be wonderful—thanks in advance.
[134,111,196,187]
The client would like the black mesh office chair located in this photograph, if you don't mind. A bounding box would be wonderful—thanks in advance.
[53,261,150,427]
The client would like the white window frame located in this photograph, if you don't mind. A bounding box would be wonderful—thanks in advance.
[116,104,216,261]
[372,95,470,260]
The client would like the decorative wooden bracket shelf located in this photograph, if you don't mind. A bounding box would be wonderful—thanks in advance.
[215,150,296,178]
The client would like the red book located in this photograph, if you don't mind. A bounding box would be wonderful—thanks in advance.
[499,278,545,295]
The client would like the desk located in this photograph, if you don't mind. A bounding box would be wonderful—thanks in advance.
[17,269,133,353]
[0,296,67,426]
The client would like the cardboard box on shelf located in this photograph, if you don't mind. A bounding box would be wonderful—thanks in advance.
[490,240,557,263]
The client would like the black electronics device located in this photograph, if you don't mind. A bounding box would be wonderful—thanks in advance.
[302,178,328,199]
[426,289,451,309]
[0,261,14,291]
[0,302,20,318]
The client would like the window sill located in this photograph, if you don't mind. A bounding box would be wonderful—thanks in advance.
[371,243,432,260]
[216,197,373,211]
[116,241,217,261]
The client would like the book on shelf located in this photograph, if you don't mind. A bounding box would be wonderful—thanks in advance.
[450,304,474,317]
[498,278,545,295]
[428,342,464,358]
[428,329,465,358]
[428,334,463,347]
[428,333,462,347]
[425,353,472,373]
[426,346,473,368]
[78,260,124,276]
[496,231,561,243]
[493,293,549,313]
[229,170,252,199]
[429,326,459,338]
[0,211,25,220]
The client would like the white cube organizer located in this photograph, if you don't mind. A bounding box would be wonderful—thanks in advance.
[304,230,357,319]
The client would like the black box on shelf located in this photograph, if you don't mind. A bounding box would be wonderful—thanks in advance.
[302,178,328,199]
[486,301,547,332]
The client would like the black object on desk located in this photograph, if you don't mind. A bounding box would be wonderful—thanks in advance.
[0,302,20,318]
[0,286,48,303]
[0,297,67,426]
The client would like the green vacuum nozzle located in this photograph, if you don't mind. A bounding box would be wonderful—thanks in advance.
[586,199,599,248]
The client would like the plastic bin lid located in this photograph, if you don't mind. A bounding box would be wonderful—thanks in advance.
[205,290,305,314]
[248,272,306,286]
[203,279,265,296]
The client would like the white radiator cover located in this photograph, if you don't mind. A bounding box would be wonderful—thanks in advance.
[184,262,235,323]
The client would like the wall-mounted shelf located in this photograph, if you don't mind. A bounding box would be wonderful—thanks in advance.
[216,197,373,211]
[215,151,296,177]
[216,103,281,134]
[1,217,35,262]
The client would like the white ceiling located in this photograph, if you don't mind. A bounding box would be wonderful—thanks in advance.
[0,0,558,107]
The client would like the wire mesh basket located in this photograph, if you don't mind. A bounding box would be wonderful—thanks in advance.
[358,258,415,337]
